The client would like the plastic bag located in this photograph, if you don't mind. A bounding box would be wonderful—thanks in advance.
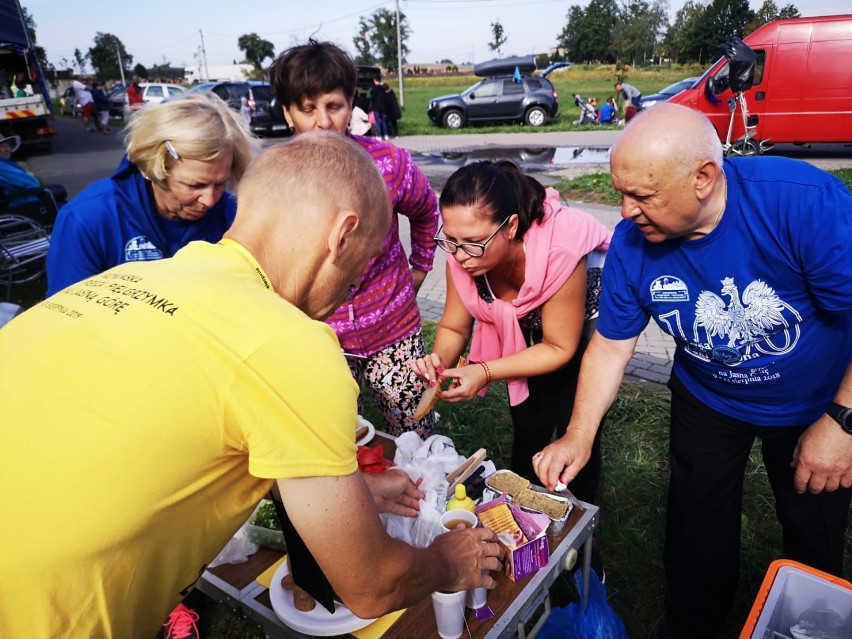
[537,568,628,639]
[382,432,495,548]
[208,527,259,568]
[718,36,756,92]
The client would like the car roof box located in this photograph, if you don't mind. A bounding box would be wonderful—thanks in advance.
[474,55,536,78]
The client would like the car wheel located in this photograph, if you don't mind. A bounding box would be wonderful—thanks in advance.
[525,107,547,127]
[442,109,464,129]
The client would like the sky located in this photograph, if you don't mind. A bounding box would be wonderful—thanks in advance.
[24,0,851,71]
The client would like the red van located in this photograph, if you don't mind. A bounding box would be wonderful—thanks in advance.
[669,15,852,152]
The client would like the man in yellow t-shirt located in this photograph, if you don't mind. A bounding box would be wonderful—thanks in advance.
[0,132,504,638]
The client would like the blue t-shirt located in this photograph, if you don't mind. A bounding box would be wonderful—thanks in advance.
[598,157,852,426]
[46,157,237,296]
[599,104,616,123]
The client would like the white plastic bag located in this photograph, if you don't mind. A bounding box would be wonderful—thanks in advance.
[383,433,495,548]
[208,526,259,568]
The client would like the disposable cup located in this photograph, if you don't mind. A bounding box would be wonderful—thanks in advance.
[465,585,488,609]
[440,509,478,533]
[431,590,466,639]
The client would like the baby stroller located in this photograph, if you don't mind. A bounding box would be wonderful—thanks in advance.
[573,94,599,126]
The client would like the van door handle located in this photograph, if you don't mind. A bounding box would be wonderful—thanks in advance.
[755,91,765,101]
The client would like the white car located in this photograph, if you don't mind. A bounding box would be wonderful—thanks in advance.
[108,83,188,117]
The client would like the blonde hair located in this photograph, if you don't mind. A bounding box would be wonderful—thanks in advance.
[124,92,259,189]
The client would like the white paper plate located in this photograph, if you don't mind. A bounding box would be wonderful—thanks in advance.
[269,559,377,636]
[355,415,375,447]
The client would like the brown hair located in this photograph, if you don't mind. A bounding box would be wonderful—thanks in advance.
[268,39,357,108]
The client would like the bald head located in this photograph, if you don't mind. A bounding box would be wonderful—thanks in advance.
[613,103,723,177]
[226,131,391,315]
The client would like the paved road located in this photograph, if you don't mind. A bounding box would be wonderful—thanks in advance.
[24,115,852,386]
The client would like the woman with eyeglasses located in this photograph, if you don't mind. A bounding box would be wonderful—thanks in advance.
[46,93,258,296]
[410,160,611,503]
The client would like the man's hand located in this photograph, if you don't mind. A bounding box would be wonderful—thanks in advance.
[410,268,428,293]
[532,428,594,491]
[429,527,505,591]
[792,415,852,493]
[362,469,425,517]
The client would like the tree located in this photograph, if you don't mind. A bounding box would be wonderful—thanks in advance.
[556,5,587,63]
[746,1,800,35]
[20,6,49,70]
[489,20,508,57]
[237,33,275,77]
[573,0,620,63]
[357,8,411,71]
[614,0,668,66]
[353,18,375,65]
[88,34,131,81]
[133,63,149,80]
[664,1,706,63]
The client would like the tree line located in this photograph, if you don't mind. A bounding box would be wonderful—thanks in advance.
[559,0,801,66]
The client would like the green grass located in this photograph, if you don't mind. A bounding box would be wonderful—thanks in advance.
[395,64,704,136]
[553,168,852,209]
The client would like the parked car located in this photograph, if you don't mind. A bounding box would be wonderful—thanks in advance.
[107,83,188,117]
[640,77,700,109]
[206,80,288,137]
[59,87,81,117]
[427,55,569,129]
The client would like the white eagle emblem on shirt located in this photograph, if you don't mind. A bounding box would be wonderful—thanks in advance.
[695,277,786,348]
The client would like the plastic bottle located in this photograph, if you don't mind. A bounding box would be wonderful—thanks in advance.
[446,483,476,512]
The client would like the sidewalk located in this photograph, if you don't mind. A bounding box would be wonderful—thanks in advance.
[392,130,675,387]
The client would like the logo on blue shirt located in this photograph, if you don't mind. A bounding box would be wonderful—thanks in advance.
[650,276,688,302]
[125,235,163,262]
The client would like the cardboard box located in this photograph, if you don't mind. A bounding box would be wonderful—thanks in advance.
[476,500,549,582]
[748,563,852,639]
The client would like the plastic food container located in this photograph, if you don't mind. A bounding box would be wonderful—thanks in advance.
[244,499,287,552]
[484,470,574,536]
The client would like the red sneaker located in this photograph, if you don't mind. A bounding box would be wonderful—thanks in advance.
[162,603,200,639]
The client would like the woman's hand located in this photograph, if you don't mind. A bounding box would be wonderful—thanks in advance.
[362,469,425,517]
[407,352,445,386]
[440,364,489,402]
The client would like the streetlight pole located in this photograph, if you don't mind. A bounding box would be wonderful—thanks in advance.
[396,0,404,107]
[199,29,210,82]
[115,43,126,86]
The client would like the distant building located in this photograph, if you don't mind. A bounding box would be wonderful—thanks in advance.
[185,64,253,83]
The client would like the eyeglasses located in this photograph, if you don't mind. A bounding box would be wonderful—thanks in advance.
[433,215,511,257]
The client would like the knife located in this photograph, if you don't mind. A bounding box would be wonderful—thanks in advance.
[447,447,487,492]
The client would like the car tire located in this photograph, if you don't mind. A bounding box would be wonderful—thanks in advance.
[442,109,464,129]
[525,106,547,127]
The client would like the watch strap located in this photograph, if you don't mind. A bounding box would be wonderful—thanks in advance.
[826,401,852,434]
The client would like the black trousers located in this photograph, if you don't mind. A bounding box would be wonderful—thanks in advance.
[508,346,604,504]
[664,375,851,638]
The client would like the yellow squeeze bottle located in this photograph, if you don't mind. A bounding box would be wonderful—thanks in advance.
[446,484,476,512]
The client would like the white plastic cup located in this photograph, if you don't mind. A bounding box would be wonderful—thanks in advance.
[431,590,467,639]
[440,509,478,533]
[465,585,488,609]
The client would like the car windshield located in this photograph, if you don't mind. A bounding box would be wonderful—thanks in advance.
[660,79,697,96]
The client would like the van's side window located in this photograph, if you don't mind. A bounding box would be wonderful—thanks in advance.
[712,50,766,95]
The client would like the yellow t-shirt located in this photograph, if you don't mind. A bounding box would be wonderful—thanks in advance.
[0,239,359,638]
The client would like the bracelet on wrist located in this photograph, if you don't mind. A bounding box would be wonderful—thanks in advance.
[478,361,492,386]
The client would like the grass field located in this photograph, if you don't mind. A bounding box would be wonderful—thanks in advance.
[394,63,707,136]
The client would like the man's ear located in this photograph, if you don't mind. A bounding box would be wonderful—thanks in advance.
[694,160,720,202]
[282,105,295,129]
[327,210,361,264]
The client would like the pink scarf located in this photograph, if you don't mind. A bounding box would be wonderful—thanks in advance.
[447,188,612,405]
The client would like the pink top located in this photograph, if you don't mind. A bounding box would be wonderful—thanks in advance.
[326,134,439,354]
[447,188,612,405]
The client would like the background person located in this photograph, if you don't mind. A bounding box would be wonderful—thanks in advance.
[614,80,642,121]
[126,74,144,114]
[384,81,401,138]
[270,40,440,437]
[91,80,111,134]
[410,161,611,502]
[533,103,852,639]
[599,96,618,124]
[0,132,502,638]
[46,92,257,296]
[370,75,389,140]
[71,76,95,132]
[0,129,67,218]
